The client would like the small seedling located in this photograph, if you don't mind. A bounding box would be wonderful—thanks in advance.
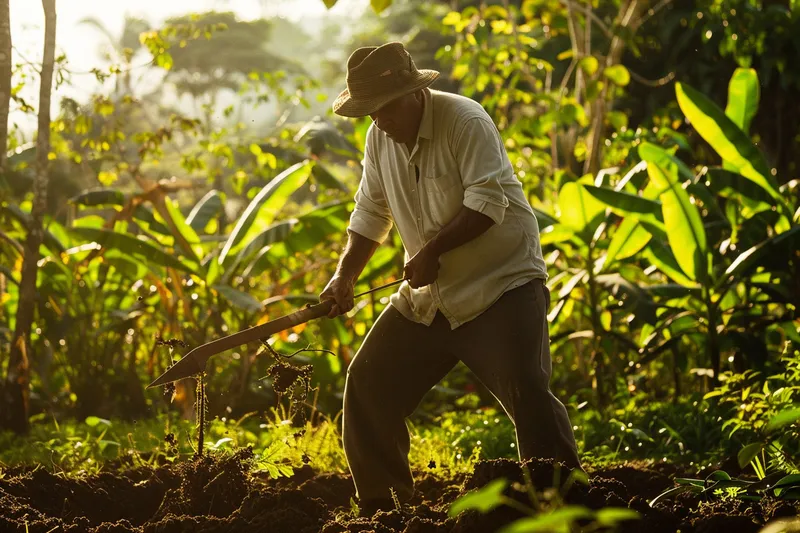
[195,373,207,458]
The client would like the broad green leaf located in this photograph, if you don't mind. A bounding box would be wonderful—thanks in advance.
[603,65,630,86]
[675,478,705,487]
[724,226,800,281]
[313,163,350,193]
[131,205,171,235]
[772,474,800,497]
[539,224,577,245]
[448,478,507,517]
[637,142,695,182]
[498,506,594,533]
[235,220,298,265]
[765,407,800,434]
[213,284,263,313]
[725,68,759,135]
[583,185,661,215]
[206,254,221,286]
[595,508,640,526]
[642,154,707,282]
[69,188,126,207]
[558,181,605,232]
[643,242,697,287]
[676,82,780,200]
[2,204,66,254]
[164,196,202,260]
[738,442,764,468]
[186,190,223,233]
[219,161,312,264]
[223,219,298,283]
[605,217,652,266]
[359,245,400,282]
[649,485,698,507]
[105,251,149,281]
[69,227,197,275]
[262,293,319,308]
[285,201,351,253]
[532,207,557,230]
[705,168,774,218]
[706,470,732,482]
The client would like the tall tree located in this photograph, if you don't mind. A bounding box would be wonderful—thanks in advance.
[3,0,56,434]
[0,0,10,173]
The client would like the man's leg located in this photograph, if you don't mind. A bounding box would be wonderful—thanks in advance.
[454,280,581,468]
[342,305,457,506]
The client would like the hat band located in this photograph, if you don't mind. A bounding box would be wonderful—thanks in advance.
[347,68,417,99]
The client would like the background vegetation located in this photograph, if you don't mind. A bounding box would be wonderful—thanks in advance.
[1,0,798,488]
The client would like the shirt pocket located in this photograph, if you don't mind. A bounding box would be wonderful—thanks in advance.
[421,168,460,195]
[420,167,463,230]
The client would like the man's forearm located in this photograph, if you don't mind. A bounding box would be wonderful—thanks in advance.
[335,230,381,283]
[426,206,495,258]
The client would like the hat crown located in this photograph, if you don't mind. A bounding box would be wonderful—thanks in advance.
[345,42,417,99]
[332,41,439,117]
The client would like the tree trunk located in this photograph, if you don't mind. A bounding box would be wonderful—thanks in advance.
[2,0,56,434]
[0,1,10,350]
[0,0,10,173]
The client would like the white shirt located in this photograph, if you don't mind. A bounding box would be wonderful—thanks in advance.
[348,89,547,329]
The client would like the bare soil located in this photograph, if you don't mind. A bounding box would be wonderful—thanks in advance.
[0,450,796,532]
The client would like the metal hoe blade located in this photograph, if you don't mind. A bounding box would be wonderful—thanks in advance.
[146,278,405,388]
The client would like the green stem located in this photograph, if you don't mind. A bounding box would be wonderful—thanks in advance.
[499,496,535,517]
[703,287,721,385]
[196,374,206,457]
[586,250,605,405]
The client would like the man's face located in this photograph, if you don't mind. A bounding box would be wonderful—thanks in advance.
[369,92,422,145]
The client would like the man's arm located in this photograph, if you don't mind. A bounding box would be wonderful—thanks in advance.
[320,230,381,317]
[405,115,509,289]
[321,126,393,316]
[404,207,494,288]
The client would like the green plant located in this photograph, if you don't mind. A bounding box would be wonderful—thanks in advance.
[705,342,800,476]
[448,466,639,533]
[584,67,798,389]
[650,469,800,507]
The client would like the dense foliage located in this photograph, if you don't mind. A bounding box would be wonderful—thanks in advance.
[1,1,799,512]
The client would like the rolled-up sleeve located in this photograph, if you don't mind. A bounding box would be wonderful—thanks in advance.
[454,117,510,225]
[348,133,393,243]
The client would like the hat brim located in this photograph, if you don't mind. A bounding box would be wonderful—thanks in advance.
[332,69,440,118]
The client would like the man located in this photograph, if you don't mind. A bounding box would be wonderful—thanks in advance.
[320,42,581,516]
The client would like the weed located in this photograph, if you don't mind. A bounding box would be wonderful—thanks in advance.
[195,373,207,457]
[448,462,638,532]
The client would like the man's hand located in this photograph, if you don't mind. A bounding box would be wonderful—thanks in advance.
[403,245,440,289]
[319,274,355,318]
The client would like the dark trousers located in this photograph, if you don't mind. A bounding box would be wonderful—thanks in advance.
[342,279,581,501]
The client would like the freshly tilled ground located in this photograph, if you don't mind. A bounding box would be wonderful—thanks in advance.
[0,451,796,533]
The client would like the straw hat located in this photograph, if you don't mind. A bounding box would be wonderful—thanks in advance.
[332,42,440,118]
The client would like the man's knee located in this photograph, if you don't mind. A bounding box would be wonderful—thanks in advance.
[344,346,390,405]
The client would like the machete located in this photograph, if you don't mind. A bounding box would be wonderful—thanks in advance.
[147,278,406,389]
